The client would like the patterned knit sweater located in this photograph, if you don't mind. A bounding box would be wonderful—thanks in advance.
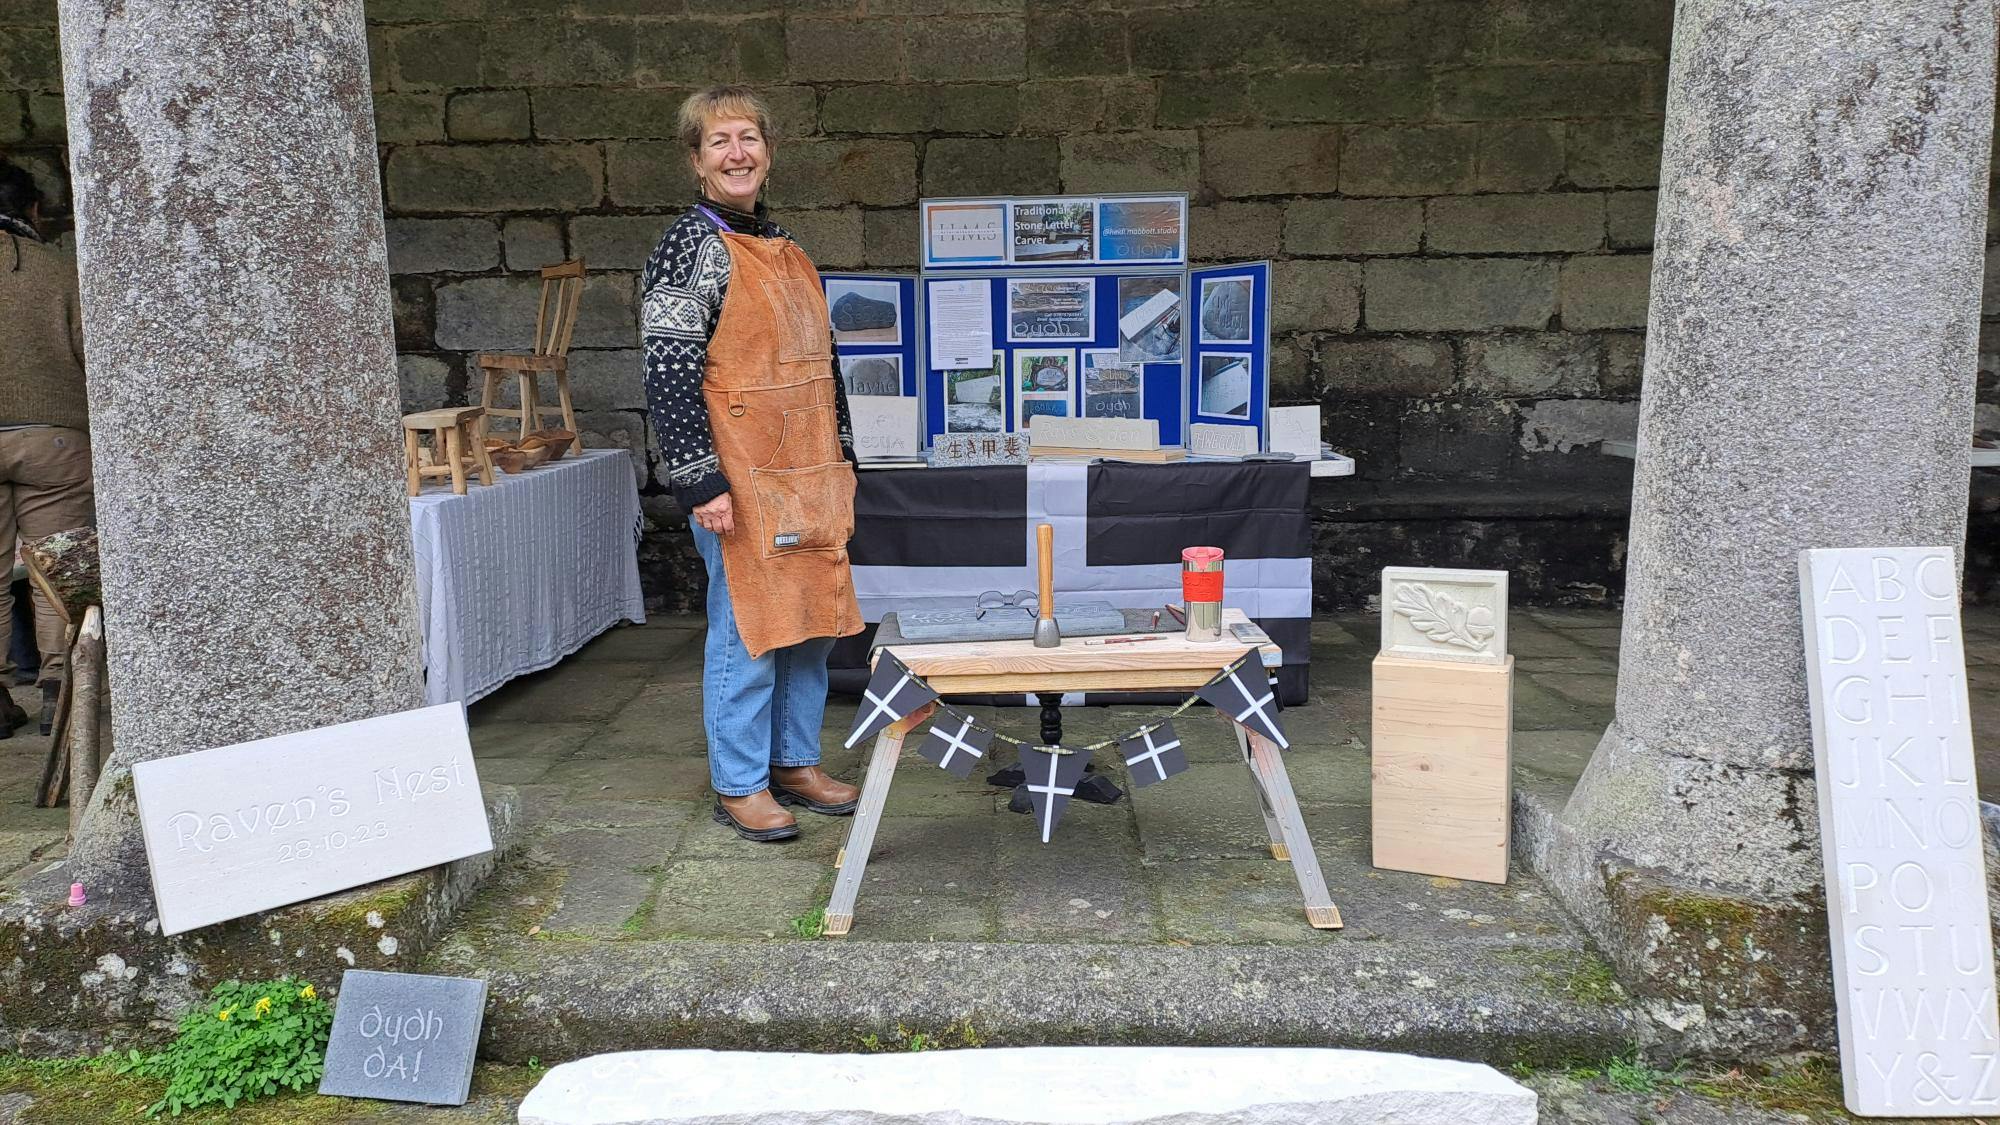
[641,197,854,511]
[0,216,89,432]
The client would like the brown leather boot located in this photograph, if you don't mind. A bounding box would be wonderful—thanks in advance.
[770,765,860,816]
[713,790,800,842]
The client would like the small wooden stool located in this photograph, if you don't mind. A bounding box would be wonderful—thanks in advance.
[402,407,496,496]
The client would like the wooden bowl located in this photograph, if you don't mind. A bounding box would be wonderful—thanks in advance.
[526,428,575,459]
[492,444,555,474]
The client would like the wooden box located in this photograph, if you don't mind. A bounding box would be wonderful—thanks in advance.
[1370,653,1513,884]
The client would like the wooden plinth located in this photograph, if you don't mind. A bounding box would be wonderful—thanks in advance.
[1370,653,1513,885]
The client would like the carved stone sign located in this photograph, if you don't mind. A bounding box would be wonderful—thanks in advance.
[320,969,486,1106]
[133,703,493,935]
[1378,567,1507,665]
[1800,547,1998,1117]
[928,431,1030,467]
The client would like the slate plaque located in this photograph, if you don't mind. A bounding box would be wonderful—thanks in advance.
[133,702,493,935]
[320,969,487,1105]
[1800,547,2000,1117]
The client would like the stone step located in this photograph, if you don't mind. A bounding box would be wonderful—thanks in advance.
[516,1046,1536,1125]
[429,933,1634,1064]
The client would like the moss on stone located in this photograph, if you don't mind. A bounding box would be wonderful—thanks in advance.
[312,877,429,931]
[1639,891,1758,931]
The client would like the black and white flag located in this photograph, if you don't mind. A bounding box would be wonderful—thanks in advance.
[1119,721,1188,788]
[843,653,939,749]
[1197,659,1289,749]
[1019,745,1092,843]
[916,713,993,779]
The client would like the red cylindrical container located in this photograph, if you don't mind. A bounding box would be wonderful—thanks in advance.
[1182,546,1225,641]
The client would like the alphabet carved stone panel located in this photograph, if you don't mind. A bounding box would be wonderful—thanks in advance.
[133,703,493,936]
[1800,547,1999,1117]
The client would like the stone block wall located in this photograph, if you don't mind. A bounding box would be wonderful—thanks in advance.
[4,0,1996,607]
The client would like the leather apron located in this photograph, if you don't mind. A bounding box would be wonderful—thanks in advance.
[701,223,862,659]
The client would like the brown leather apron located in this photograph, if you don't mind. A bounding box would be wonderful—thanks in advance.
[702,225,862,659]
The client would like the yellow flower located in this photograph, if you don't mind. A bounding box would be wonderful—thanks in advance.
[217,1008,234,1022]
[299,984,316,1000]
[253,997,272,1018]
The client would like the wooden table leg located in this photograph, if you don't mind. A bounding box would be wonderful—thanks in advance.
[1243,730,1343,929]
[1234,723,1289,860]
[823,704,932,937]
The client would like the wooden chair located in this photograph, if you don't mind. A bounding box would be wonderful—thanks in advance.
[403,407,496,496]
[477,258,586,447]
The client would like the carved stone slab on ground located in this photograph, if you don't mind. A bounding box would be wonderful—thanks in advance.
[1799,547,1999,1117]
[517,1047,1537,1125]
[320,969,486,1106]
[1379,567,1508,665]
[132,703,493,935]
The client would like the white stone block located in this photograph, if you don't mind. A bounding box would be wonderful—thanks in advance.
[516,1046,1536,1125]
[133,703,493,936]
[1380,567,1508,664]
[1800,547,2000,1117]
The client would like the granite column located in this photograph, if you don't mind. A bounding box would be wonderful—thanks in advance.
[1529,0,1993,1054]
[54,0,424,888]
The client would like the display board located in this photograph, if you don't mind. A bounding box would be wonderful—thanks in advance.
[921,194,1187,271]
[826,196,1272,452]
[920,271,1188,449]
[1188,262,1272,449]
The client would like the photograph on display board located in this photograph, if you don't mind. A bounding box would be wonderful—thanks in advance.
[944,352,1005,433]
[1082,349,1142,420]
[1015,349,1074,394]
[825,278,903,345]
[1010,200,1094,263]
[839,354,902,397]
[1199,353,1253,419]
[1199,276,1255,344]
[1115,274,1183,365]
[1007,278,1095,343]
[1098,197,1185,263]
[925,201,1007,266]
[1021,395,1071,421]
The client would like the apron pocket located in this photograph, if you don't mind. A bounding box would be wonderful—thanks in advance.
[749,461,855,559]
[765,403,839,470]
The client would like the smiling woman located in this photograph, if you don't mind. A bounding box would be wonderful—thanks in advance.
[639,86,865,844]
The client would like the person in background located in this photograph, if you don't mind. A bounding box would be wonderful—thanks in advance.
[0,159,92,738]
[639,86,865,842]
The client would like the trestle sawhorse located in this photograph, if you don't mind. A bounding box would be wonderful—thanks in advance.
[823,607,1342,936]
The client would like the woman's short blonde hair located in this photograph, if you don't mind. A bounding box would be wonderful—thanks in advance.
[677,85,774,156]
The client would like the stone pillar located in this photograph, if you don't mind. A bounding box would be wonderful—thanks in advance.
[1530,0,1993,1054]
[55,0,424,887]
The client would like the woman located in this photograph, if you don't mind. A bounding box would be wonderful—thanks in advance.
[641,86,864,843]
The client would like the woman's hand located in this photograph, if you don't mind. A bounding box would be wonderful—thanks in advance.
[692,492,735,535]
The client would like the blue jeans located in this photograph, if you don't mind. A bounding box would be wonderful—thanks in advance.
[692,524,835,796]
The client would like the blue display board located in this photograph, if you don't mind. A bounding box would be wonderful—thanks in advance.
[921,270,1201,449]
[922,194,1189,272]
[1187,262,1272,448]
[821,273,920,398]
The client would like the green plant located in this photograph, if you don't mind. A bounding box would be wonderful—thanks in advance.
[858,1020,984,1053]
[118,976,333,1117]
[1605,1052,1683,1096]
[789,906,827,939]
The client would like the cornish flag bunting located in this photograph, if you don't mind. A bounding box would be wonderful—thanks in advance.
[1019,745,1092,843]
[1119,721,1188,788]
[843,653,939,749]
[1197,659,1289,749]
[916,713,993,779]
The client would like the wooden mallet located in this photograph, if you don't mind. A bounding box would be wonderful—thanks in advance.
[1034,523,1061,648]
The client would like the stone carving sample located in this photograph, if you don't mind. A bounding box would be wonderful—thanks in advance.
[133,703,493,935]
[1800,547,1999,1118]
[518,1047,1537,1125]
[1379,567,1508,665]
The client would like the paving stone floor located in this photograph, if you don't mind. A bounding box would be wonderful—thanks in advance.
[439,606,2000,953]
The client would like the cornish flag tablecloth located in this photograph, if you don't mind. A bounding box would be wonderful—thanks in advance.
[830,460,1312,705]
